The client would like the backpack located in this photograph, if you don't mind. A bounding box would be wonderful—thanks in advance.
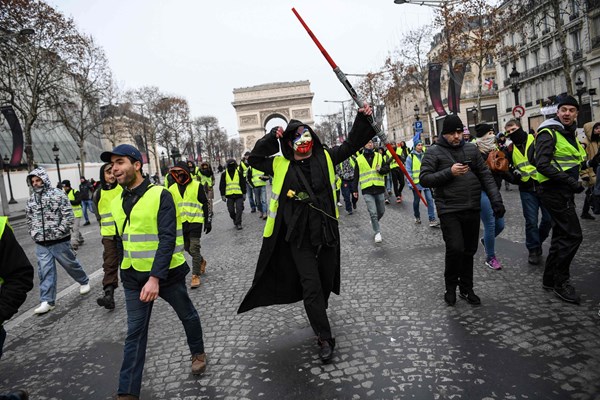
[486,150,509,173]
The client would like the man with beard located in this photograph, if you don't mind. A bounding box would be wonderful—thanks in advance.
[420,115,504,307]
[93,163,123,310]
[535,96,600,304]
[238,102,374,363]
[101,144,206,399]
[219,159,246,230]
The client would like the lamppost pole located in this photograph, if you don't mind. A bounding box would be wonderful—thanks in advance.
[575,77,587,125]
[2,155,17,204]
[324,99,352,140]
[52,143,62,183]
[76,156,82,177]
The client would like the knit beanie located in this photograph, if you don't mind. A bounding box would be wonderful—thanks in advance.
[474,123,493,138]
[441,114,464,134]
[557,95,579,110]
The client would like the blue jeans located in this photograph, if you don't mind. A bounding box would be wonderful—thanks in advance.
[247,184,256,211]
[480,191,505,259]
[81,199,93,223]
[36,241,89,304]
[253,185,267,214]
[412,187,436,221]
[118,270,205,397]
[520,190,552,250]
[340,180,353,213]
[363,192,385,233]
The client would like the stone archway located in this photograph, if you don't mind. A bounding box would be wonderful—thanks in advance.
[232,81,314,152]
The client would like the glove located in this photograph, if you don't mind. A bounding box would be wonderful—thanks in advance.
[203,219,212,234]
[512,169,522,181]
[269,126,280,139]
[567,177,585,193]
[492,202,506,219]
[221,196,226,202]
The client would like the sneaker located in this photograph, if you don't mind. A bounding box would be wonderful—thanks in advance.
[191,353,207,375]
[553,282,580,304]
[337,201,343,207]
[34,301,55,314]
[318,337,335,363]
[459,290,481,305]
[396,196,402,204]
[415,218,421,224]
[250,209,256,213]
[384,199,390,204]
[485,256,502,270]
[83,221,90,226]
[444,291,456,306]
[80,283,91,295]
[190,274,201,289]
[352,203,357,210]
[429,219,440,227]
[374,232,382,243]
[581,213,595,220]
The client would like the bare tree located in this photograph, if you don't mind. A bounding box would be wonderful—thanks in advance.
[0,0,84,169]
[193,115,219,165]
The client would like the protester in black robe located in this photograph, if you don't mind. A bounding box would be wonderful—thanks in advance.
[238,103,374,363]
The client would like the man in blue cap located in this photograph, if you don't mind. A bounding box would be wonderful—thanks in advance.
[101,144,207,399]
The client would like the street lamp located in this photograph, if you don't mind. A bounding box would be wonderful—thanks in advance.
[575,77,588,125]
[161,151,166,168]
[52,143,62,183]
[171,148,181,165]
[324,99,352,139]
[414,104,420,121]
[509,64,521,107]
[76,155,81,177]
[2,155,17,204]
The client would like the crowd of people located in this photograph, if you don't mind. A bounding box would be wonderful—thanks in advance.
[1,96,599,399]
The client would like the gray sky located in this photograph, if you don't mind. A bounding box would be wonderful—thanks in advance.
[51,0,434,138]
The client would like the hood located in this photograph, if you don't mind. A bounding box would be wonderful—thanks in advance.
[280,119,323,160]
[186,160,196,171]
[538,118,564,132]
[173,161,192,175]
[26,167,52,189]
[199,162,213,176]
[583,121,600,141]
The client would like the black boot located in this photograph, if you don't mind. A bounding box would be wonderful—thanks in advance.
[528,248,541,265]
[96,286,115,310]
[318,337,335,363]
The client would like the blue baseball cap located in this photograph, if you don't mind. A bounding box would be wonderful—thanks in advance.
[101,144,143,164]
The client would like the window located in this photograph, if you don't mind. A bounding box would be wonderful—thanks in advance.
[533,49,539,67]
[522,55,528,72]
[571,0,579,15]
[571,30,581,51]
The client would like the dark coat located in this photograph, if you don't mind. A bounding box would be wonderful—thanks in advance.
[238,113,375,313]
[419,135,502,215]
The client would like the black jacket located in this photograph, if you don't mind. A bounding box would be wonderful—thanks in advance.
[420,136,502,215]
[219,165,246,198]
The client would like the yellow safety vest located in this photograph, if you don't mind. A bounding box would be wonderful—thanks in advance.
[386,149,399,169]
[199,173,213,188]
[250,168,267,187]
[240,162,249,178]
[536,129,586,183]
[409,153,422,185]
[511,135,538,182]
[356,153,385,189]
[264,151,338,237]
[225,169,242,195]
[67,189,83,218]
[98,185,123,236]
[168,180,205,224]
[111,185,185,272]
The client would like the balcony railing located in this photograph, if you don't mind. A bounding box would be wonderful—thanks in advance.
[573,49,583,61]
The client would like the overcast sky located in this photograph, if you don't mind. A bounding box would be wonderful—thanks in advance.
[50,0,435,138]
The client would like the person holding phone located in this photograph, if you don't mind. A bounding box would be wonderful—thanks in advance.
[420,115,505,307]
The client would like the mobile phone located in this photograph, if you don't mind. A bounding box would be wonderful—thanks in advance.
[463,159,472,167]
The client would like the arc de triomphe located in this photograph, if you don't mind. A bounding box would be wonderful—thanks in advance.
[232,80,314,151]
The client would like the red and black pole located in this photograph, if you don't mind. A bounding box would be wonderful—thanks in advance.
[292,8,427,207]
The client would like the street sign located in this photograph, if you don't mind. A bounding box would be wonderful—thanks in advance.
[512,105,525,118]
[414,121,423,130]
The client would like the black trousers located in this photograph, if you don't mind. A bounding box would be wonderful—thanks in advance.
[540,190,583,288]
[227,197,244,226]
[439,210,480,292]
[289,240,335,340]
[391,168,404,197]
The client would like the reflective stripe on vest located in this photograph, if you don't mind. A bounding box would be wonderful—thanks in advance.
[111,185,185,272]
[98,185,123,236]
[511,135,538,182]
[168,180,205,223]
[200,174,213,187]
[251,168,267,187]
[68,190,83,218]
[386,150,399,169]
[264,151,338,237]
[225,169,242,195]
[536,128,586,183]
[356,153,385,189]
[410,153,422,184]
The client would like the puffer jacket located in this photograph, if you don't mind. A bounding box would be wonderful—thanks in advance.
[581,121,600,186]
[25,167,74,244]
[420,135,502,215]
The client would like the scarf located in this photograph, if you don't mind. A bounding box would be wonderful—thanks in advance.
[476,133,497,154]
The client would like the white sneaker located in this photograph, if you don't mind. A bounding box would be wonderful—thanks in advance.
[337,202,343,207]
[374,232,382,243]
[34,301,55,314]
[80,283,91,295]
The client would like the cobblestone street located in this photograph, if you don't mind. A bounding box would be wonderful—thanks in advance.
[2,186,600,399]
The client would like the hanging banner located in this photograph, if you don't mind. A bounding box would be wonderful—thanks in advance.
[428,63,447,117]
[0,105,25,167]
[448,62,465,114]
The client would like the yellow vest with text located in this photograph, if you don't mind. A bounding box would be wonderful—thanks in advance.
[225,169,242,195]
[409,152,422,185]
[356,153,385,189]
[67,190,83,218]
[98,185,123,236]
[111,185,185,271]
[168,180,205,224]
[511,135,538,182]
[264,151,338,237]
[250,168,267,188]
[536,129,586,183]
